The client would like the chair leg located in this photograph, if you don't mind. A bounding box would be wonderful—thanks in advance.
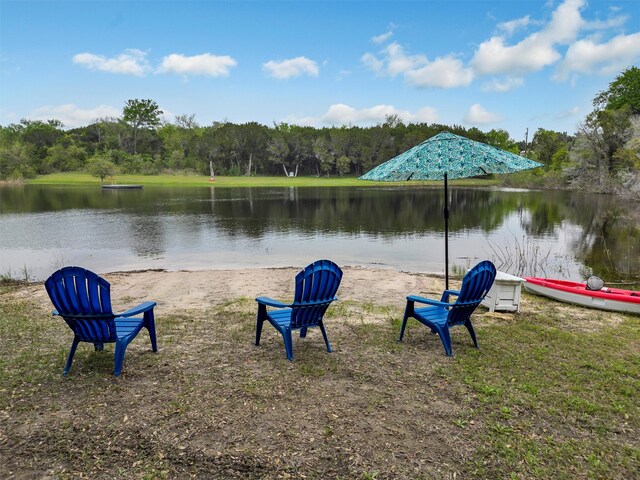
[255,305,266,346]
[282,328,294,361]
[434,325,453,356]
[300,327,308,338]
[64,337,80,375]
[144,310,158,352]
[93,342,104,351]
[464,320,479,349]
[319,321,332,353]
[113,339,128,376]
[398,302,413,342]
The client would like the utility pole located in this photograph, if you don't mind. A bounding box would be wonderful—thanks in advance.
[524,128,529,154]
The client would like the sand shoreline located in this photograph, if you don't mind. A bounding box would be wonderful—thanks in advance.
[19,266,452,314]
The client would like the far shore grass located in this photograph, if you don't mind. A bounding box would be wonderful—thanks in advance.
[26,172,500,188]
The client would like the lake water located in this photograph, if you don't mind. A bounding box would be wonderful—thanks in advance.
[1,185,638,282]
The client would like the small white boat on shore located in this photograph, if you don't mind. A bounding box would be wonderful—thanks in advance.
[524,277,640,314]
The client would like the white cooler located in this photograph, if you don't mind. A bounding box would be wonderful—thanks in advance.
[481,271,524,312]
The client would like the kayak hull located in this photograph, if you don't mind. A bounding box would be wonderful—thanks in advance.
[523,278,640,315]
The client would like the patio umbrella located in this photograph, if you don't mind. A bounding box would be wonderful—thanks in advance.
[359,131,542,289]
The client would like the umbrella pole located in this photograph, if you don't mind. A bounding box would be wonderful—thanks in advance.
[444,173,449,290]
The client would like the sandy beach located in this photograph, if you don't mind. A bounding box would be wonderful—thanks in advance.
[21,265,453,315]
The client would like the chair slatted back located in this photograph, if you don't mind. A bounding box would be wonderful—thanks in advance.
[45,266,117,343]
[447,261,496,326]
[290,260,343,329]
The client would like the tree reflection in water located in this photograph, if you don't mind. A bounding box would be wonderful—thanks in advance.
[0,185,638,282]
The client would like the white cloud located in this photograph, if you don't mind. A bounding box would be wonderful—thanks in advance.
[555,32,640,79]
[472,0,587,76]
[498,15,531,36]
[360,0,638,89]
[371,31,393,44]
[362,42,472,88]
[471,34,560,76]
[289,103,438,127]
[405,56,474,88]
[30,104,120,128]
[361,52,384,73]
[481,76,524,92]
[463,104,504,125]
[263,56,319,79]
[158,53,237,77]
[382,42,428,76]
[584,14,628,31]
[542,0,586,44]
[72,49,149,76]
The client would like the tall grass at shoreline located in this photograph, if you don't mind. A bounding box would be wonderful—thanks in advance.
[486,235,556,278]
[0,265,34,284]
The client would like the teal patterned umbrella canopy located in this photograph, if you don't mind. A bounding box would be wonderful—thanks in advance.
[359,131,542,289]
[359,131,542,181]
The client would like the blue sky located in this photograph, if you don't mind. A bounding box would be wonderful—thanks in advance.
[1,0,640,140]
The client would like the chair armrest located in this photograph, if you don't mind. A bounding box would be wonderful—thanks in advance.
[406,295,451,308]
[256,296,290,308]
[440,289,460,302]
[116,301,157,317]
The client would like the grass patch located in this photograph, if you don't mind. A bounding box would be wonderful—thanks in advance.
[1,286,638,479]
[28,172,499,189]
[445,309,640,479]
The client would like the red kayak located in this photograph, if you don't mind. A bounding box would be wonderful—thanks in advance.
[523,278,640,314]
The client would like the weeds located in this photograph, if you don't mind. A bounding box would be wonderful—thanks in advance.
[485,235,557,277]
[0,264,34,284]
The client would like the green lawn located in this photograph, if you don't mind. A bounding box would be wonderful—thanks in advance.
[27,172,499,188]
[1,282,638,479]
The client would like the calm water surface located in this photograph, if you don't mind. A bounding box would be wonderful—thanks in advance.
[1,185,638,281]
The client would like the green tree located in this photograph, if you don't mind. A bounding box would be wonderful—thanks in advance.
[158,114,205,172]
[571,108,632,190]
[45,141,87,172]
[530,129,567,165]
[549,143,570,171]
[239,122,270,175]
[90,117,129,151]
[312,136,335,176]
[0,142,35,179]
[593,66,640,115]
[86,153,117,183]
[17,119,64,172]
[267,130,291,176]
[336,155,351,176]
[287,125,313,177]
[569,68,639,193]
[122,99,163,154]
[485,129,518,153]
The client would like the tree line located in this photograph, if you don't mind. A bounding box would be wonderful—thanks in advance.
[1,68,638,197]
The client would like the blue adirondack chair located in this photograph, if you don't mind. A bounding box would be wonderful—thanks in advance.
[44,266,158,376]
[255,259,343,361]
[398,260,496,356]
